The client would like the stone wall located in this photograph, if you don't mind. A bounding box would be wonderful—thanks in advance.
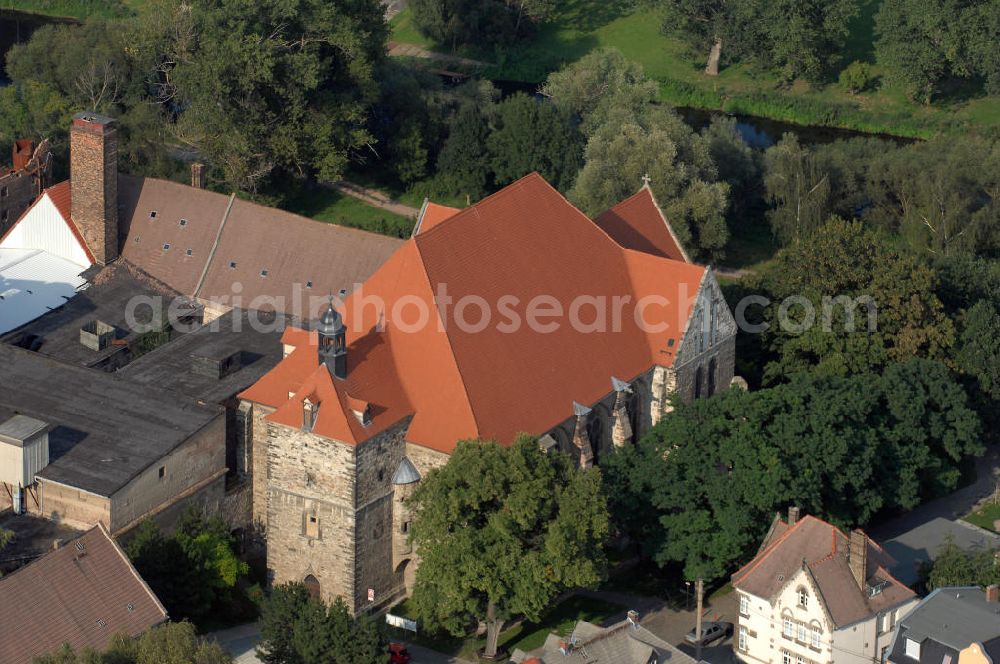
[109,415,227,532]
[35,481,111,529]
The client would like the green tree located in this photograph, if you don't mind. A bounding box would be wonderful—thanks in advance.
[410,0,518,50]
[171,0,387,193]
[571,105,729,261]
[926,539,1000,590]
[763,134,833,245]
[33,622,231,664]
[751,217,955,383]
[701,116,761,229]
[125,511,248,624]
[257,583,384,664]
[408,436,609,659]
[659,0,858,81]
[839,61,875,93]
[487,93,583,191]
[542,49,659,136]
[436,101,494,199]
[605,361,982,580]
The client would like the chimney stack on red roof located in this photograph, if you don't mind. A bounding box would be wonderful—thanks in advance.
[70,111,119,266]
[848,529,867,590]
[987,584,999,604]
[788,505,800,526]
[191,162,206,189]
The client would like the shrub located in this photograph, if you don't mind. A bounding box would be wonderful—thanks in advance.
[839,61,875,94]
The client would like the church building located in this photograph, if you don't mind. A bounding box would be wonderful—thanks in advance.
[239,172,738,613]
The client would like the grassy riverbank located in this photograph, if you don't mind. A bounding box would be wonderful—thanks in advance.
[0,0,144,20]
[391,1,1000,139]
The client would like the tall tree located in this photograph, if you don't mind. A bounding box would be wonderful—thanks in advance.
[605,360,982,581]
[436,101,495,200]
[570,104,730,261]
[33,622,231,664]
[487,93,584,191]
[926,540,1000,590]
[408,436,609,659]
[257,583,386,664]
[172,0,388,193]
[659,0,858,82]
[542,48,659,136]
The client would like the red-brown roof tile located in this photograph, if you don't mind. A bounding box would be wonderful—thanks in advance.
[242,173,706,454]
[0,524,167,664]
[595,187,690,263]
[732,515,915,628]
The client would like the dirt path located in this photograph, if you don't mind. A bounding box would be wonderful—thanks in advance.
[326,180,420,219]
[387,41,491,70]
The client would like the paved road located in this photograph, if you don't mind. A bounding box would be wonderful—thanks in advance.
[870,443,1000,541]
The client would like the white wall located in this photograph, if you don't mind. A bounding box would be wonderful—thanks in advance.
[0,194,91,267]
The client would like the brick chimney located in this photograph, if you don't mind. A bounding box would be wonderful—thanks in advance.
[191,162,206,189]
[848,529,868,590]
[788,506,800,526]
[987,584,999,604]
[71,111,118,265]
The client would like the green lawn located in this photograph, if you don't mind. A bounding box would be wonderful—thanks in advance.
[391,1,1000,138]
[283,186,415,239]
[2,0,145,20]
[964,502,1000,533]
[390,594,626,660]
[388,8,433,48]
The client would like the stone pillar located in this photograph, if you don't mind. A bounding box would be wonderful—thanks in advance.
[610,377,633,448]
[650,366,677,425]
[572,402,595,469]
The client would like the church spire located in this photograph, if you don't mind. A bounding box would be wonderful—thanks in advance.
[317,298,347,380]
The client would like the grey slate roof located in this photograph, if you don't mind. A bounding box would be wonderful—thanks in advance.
[510,617,697,664]
[888,587,1000,663]
[0,344,221,496]
[883,517,1000,586]
[392,456,421,485]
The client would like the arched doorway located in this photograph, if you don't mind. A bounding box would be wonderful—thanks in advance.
[396,559,416,594]
[304,574,321,600]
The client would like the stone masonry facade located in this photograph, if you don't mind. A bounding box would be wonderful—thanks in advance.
[247,272,737,615]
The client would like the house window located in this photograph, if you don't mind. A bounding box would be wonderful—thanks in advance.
[739,595,749,616]
[904,638,921,660]
[305,514,319,539]
[738,626,748,651]
[1,210,7,223]
[1,186,8,197]
[811,626,821,648]
[797,623,807,642]
[880,612,894,634]
[783,618,794,638]
[797,588,809,608]
[401,521,410,535]
[782,652,792,664]
[158,466,165,480]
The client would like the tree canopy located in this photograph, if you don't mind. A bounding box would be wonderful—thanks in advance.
[924,539,1000,590]
[407,436,609,659]
[33,621,231,664]
[658,0,859,82]
[256,584,385,664]
[604,359,983,581]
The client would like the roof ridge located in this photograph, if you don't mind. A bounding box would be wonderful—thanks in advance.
[733,514,820,584]
[413,172,545,240]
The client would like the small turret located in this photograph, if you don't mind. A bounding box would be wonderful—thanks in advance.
[317,300,347,379]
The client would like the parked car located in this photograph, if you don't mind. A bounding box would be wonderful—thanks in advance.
[389,643,411,664]
[684,621,734,646]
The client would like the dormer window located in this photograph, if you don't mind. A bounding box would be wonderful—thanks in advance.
[229,261,237,269]
[260,269,268,278]
[162,243,170,251]
[186,248,193,256]
[797,588,808,608]
[179,218,188,227]
[302,398,318,432]
[904,637,921,660]
[149,210,157,219]
[346,395,371,427]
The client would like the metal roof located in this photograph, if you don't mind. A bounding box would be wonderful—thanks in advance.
[392,456,421,485]
[0,248,87,335]
[896,587,1000,651]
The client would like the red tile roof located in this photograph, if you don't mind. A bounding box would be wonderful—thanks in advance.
[594,186,690,263]
[242,173,706,454]
[416,202,461,234]
[0,524,167,664]
[732,515,915,628]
